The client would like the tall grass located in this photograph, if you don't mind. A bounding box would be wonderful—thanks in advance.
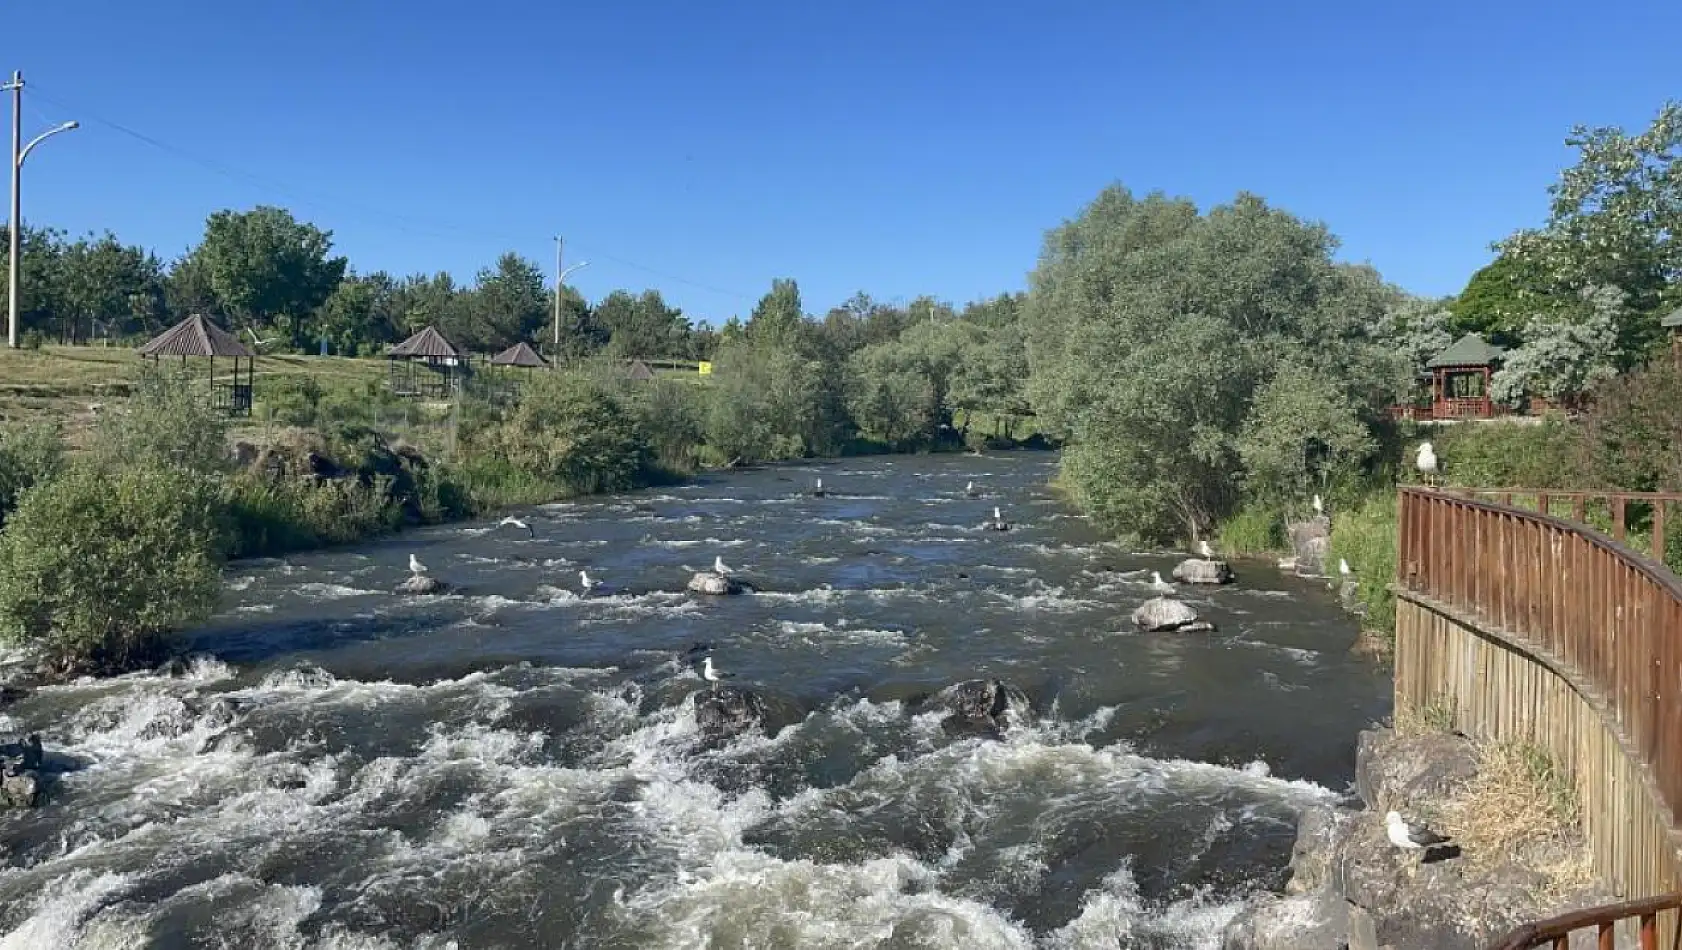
[1216,501,1287,557]
[1327,492,1398,644]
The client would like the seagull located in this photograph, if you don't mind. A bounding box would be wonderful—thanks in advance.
[1339,558,1353,579]
[408,554,427,577]
[499,516,535,539]
[965,480,979,497]
[1199,539,1214,559]
[1386,811,1452,854]
[701,656,736,684]
[1416,442,1439,487]
[1312,494,1324,517]
[579,569,601,593]
[713,555,733,575]
[812,477,826,497]
[1149,571,1175,593]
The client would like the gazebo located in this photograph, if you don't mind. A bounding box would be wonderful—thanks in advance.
[387,326,464,398]
[1663,306,1682,360]
[488,341,548,399]
[1425,332,1506,420]
[136,313,255,416]
[625,358,655,382]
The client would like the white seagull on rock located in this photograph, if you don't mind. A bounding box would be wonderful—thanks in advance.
[713,555,733,575]
[702,656,735,684]
[408,554,427,577]
[1149,571,1175,594]
[1312,494,1324,517]
[1199,539,1214,559]
[499,516,535,539]
[1386,811,1452,855]
[579,570,602,594]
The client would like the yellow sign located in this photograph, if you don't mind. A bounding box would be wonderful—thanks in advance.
[698,361,713,375]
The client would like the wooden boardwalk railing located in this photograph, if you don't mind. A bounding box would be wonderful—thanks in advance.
[1489,892,1682,949]
[1443,487,1682,565]
[1394,487,1682,948]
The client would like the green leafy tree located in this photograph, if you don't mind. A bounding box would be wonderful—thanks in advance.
[846,344,938,446]
[596,289,691,359]
[197,206,349,347]
[704,338,830,462]
[1237,365,1376,503]
[747,278,805,349]
[318,272,401,356]
[470,252,549,349]
[164,248,220,323]
[483,372,649,494]
[55,232,167,343]
[1490,285,1625,406]
[0,464,224,672]
[1447,254,1551,345]
[0,420,64,526]
[0,224,67,338]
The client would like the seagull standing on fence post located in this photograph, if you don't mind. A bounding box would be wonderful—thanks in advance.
[1416,442,1439,488]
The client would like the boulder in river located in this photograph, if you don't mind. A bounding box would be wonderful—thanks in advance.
[1287,517,1331,577]
[1,733,45,808]
[1131,597,1216,633]
[395,574,448,596]
[932,678,1031,739]
[693,686,768,741]
[686,572,752,596]
[1172,558,1235,585]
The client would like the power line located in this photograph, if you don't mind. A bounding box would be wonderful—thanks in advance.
[28,87,759,302]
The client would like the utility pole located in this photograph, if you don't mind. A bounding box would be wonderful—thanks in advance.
[553,236,563,361]
[4,71,77,349]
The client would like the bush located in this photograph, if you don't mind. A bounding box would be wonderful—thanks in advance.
[480,372,650,494]
[1217,501,1287,556]
[1579,360,1682,492]
[1328,492,1399,643]
[93,373,230,475]
[0,464,224,673]
[624,377,706,477]
[1429,419,1589,490]
[0,420,64,525]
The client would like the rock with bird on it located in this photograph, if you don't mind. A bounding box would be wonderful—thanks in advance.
[686,571,752,596]
[1131,597,1216,633]
[395,574,448,595]
[1173,558,1235,585]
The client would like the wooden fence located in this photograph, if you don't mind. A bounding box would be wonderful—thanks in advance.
[1393,487,1682,947]
[1444,488,1682,566]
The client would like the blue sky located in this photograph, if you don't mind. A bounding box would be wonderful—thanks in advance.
[4,0,1678,325]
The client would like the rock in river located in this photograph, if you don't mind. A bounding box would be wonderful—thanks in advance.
[931,678,1032,739]
[1131,597,1215,633]
[395,574,448,595]
[1172,557,1235,585]
[686,571,752,595]
[694,686,768,741]
[1,733,45,808]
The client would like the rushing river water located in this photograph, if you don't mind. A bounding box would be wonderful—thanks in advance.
[0,452,1390,949]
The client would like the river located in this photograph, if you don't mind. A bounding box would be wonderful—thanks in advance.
[0,452,1390,949]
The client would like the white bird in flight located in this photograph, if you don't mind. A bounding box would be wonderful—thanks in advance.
[1149,571,1174,593]
[1416,442,1439,486]
[1386,811,1451,854]
[408,554,426,577]
[499,516,535,539]
[713,555,733,575]
[1199,539,1214,559]
[1312,494,1324,517]
[702,656,735,683]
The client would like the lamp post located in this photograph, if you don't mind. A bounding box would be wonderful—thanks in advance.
[551,237,590,359]
[5,71,78,349]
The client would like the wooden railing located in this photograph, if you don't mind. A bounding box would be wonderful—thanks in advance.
[1396,487,1682,948]
[1445,488,1682,565]
[1489,892,1682,949]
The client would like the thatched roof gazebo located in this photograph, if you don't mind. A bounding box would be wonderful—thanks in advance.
[387,326,464,399]
[136,313,256,415]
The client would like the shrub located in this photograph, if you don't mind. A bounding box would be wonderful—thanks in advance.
[480,372,650,494]
[1579,359,1682,492]
[1430,419,1589,490]
[1328,492,1399,643]
[0,464,224,673]
[1217,501,1287,556]
[92,373,230,475]
[623,377,706,477]
[0,420,64,525]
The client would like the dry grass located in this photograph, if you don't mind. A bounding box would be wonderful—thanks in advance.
[1441,740,1595,897]
[1394,695,1458,735]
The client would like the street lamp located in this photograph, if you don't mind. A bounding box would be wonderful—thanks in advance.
[6,70,78,349]
[552,259,590,356]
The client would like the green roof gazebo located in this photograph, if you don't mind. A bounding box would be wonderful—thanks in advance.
[1425,332,1506,420]
[136,313,256,416]
[1663,306,1682,360]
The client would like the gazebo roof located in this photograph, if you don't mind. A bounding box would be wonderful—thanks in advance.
[1426,332,1505,369]
[137,313,253,359]
[490,341,549,368]
[1661,306,1682,329]
[388,326,461,359]
[625,359,655,381]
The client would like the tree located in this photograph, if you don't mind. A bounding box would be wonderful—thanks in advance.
[1490,285,1625,406]
[596,289,690,359]
[318,272,401,356]
[747,278,805,349]
[1498,101,1682,359]
[164,248,220,323]
[197,206,348,347]
[704,338,830,462]
[1375,295,1454,394]
[1024,186,1397,542]
[469,252,549,349]
[1447,254,1552,345]
[55,233,167,343]
[483,372,649,494]
[0,224,66,339]
[1237,365,1375,503]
